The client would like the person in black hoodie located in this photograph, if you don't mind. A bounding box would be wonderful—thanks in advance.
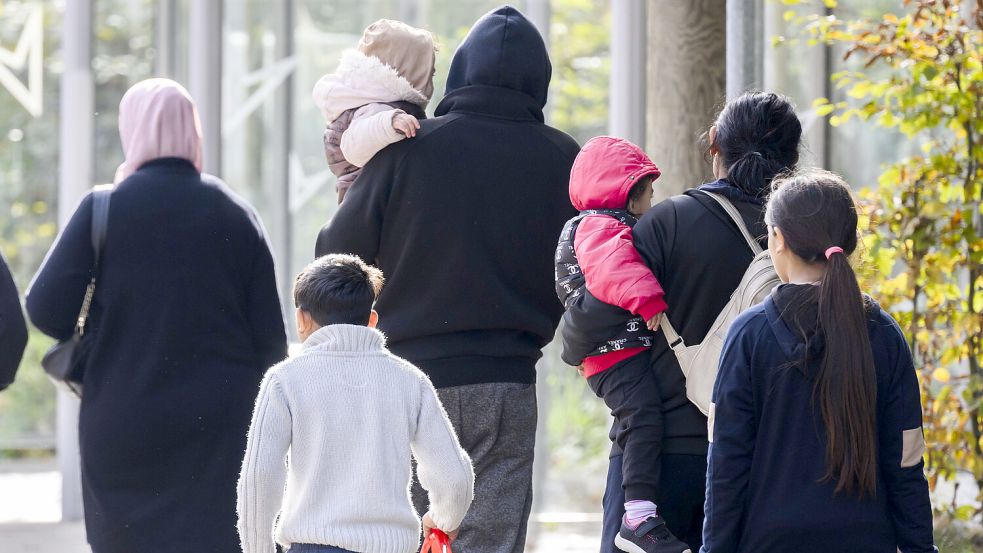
[314,6,579,553]
[0,253,28,391]
[702,169,936,553]
[574,92,803,553]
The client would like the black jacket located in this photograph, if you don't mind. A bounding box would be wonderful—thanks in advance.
[556,209,654,364]
[0,253,27,391]
[703,286,935,553]
[631,185,768,455]
[316,6,579,388]
[26,158,287,553]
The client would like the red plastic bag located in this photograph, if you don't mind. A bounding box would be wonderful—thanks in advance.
[420,529,451,553]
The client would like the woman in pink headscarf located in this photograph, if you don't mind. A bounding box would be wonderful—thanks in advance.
[27,78,287,553]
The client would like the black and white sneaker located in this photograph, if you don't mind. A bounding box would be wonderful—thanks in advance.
[614,515,691,553]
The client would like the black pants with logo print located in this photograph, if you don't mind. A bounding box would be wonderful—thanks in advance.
[587,350,665,502]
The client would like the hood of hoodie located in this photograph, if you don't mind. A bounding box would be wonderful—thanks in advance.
[312,49,432,123]
[767,284,824,365]
[441,6,551,108]
[767,284,881,363]
[568,136,661,211]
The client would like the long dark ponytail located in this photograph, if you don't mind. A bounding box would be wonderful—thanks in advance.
[709,91,803,197]
[765,169,878,497]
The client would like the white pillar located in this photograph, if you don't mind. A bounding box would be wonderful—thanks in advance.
[525,0,551,123]
[189,0,223,175]
[726,0,764,99]
[155,0,177,78]
[57,0,94,522]
[525,0,551,49]
[609,0,647,145]
[269,0,293,322]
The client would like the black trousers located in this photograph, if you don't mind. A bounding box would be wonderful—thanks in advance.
[601,453,708,553]
[587,352,665,501]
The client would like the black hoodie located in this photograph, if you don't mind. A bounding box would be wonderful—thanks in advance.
[703,285,936,552]
[316,6,580,388]
[0,253,27,390]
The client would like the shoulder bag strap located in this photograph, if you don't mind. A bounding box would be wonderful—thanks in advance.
[76,185,112,336]
[699,191,762,254]
[91,184,112,268]
[658,191,762,348]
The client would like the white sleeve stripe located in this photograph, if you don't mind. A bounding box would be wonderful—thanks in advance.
[901,427,926,468]
[707,402,716,444]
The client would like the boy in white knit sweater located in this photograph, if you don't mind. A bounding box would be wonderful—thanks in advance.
[237,254,474,553]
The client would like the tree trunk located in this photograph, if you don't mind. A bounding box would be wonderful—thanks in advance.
[646,0,727,198]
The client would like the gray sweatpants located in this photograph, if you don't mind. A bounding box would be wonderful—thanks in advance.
[412,382,537,553]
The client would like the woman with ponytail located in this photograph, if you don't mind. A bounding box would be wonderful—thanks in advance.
[701,169,936,552]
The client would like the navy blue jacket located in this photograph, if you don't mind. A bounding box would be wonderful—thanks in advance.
[316,6,579,388]
[702,285,935,553]
[27,158,287,553]
[0,252,27,390]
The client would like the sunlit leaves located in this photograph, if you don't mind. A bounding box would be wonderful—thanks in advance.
[781,0,983,521]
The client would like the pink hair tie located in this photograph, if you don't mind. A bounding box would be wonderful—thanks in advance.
[825,246,844,259]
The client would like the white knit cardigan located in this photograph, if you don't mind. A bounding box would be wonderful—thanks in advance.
[237,324,474,553]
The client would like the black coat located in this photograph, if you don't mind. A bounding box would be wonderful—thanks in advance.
[316,6,579,388]
[26,158,287,553]
[0,252,27,390]
[634,187,767,455]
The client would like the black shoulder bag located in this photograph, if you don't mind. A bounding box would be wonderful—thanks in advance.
[41,185,112,398]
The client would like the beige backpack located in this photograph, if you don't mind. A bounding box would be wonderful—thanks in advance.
[659,191,781,416]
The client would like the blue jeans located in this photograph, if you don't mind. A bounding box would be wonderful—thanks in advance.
[287,544,357,553]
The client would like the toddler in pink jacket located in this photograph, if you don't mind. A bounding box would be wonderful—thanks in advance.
[555,136,690,553]
[312,19,436,203]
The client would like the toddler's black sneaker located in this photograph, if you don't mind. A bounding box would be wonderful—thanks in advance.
[614,515,691,553]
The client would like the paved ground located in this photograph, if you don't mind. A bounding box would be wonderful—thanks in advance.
[0,465,602,552]
[0,520,602,553]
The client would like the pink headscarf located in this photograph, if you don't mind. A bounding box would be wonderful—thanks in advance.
[114,78,204,183]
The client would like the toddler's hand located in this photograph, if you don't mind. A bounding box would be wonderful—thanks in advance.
[422,512,459,543]
[646,313,663,331]
[392,113,420,137]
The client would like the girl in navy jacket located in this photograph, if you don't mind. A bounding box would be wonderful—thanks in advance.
[702,169,936,553]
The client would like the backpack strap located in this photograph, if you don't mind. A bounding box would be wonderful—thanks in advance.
[657,191,761,350]
[699,191,762,255]
[659,315,685,349]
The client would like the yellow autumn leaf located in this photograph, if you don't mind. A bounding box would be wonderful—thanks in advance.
[932,368,951,383]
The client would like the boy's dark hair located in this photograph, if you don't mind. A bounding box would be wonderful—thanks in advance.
[294,254,384,326]
[627,174,655,207]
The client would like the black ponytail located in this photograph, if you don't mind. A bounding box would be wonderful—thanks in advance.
[765,169,879,498]
[711,91,803,197]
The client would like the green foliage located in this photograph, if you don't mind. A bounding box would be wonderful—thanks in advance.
[0,1,64,451]
[0,328,55,453]
[787,0,983,521]
[540,0,613,483]
[548,0,610,143]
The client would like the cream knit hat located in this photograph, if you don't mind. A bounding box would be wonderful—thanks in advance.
[357,19,437,100]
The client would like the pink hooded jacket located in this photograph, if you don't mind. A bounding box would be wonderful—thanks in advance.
[569,136,667,374]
